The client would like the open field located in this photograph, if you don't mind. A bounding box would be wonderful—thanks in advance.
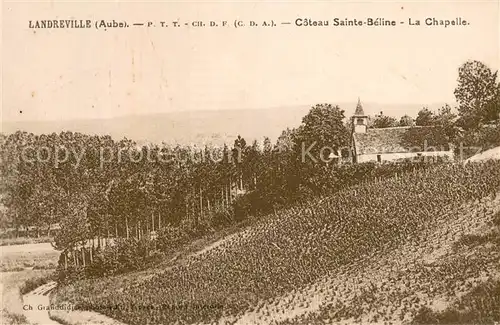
[0,236,54,247]
[52,161,500,325]
[0,243,60,272]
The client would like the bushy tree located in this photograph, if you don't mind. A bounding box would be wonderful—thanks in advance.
[415,108,436,126]
[372,112,398,128]
[293,103,350,164]
[399,115,415,127]
[454,60,499,129]
[402,105,459,151]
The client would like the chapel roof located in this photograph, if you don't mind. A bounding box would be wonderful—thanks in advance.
[353,126,438,155]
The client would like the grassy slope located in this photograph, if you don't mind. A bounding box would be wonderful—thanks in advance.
[53,161,500,325]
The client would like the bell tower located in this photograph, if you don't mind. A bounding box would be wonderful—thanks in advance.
[351,98,368,133]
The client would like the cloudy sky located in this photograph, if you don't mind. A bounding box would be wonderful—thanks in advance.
[2,0,499,122]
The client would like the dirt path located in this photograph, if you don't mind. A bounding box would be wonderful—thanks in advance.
[189,232,241,258]
[0,241,128,325]
[20,279,128,325]
[22,281,61,325]
[47,230,248,325]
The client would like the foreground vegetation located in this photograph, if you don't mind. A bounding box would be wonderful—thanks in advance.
[52,160,500,324]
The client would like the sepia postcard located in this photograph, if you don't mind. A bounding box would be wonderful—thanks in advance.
[1,1,500,325]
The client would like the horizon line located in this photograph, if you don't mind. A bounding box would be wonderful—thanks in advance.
[3,100,457,124]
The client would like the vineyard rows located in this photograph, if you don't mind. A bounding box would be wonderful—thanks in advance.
[54,160,500,325]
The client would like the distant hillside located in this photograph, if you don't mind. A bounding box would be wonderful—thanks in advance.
[1,102,449,146]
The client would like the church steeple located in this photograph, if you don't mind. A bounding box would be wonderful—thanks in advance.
[354,97,365,116]
[351,98,368,133]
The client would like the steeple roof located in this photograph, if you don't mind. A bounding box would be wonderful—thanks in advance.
[354,97,366,116]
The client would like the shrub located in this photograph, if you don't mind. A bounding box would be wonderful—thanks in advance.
[20,275,53,295]
[205,207,235,229]
[32,262,56,270]
[156,225,190,254]
[58,237,162,282]
[492,211,500,227]
[453,233,491,250]
[233,194,254,222]
[1,311,29,325]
